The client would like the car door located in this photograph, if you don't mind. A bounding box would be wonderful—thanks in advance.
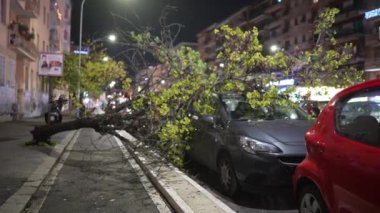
[327,87,380,213]
[188,97,225,169]
[199,98,229,171]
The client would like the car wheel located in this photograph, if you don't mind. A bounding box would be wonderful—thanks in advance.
[217,155,238,196]
[299,184,328,213]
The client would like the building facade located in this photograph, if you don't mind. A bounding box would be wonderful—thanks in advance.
[0,0,71,118]
[197,0,379,80]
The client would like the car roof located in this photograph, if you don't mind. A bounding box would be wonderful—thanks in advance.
[330,79,380,104]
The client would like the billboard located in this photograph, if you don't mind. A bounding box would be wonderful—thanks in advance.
[38,53,64,76]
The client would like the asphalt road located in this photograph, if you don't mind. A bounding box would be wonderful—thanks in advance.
[184,161,298,213]
[29,129,162,213]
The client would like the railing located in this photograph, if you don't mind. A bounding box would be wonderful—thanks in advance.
[336,26,364,38]
[25,0,40,15]
[8,29,38,60]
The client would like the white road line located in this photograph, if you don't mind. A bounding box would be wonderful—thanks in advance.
[114,136,172,213]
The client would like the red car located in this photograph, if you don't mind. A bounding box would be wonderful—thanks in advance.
[293,79,380,213]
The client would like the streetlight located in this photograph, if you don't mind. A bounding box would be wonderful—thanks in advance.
[78,0,116,101]
[108,34,117,42]
[102,56,109,62]
[78,0,87,101]
[109,81,116,88]
[270,44,279,53]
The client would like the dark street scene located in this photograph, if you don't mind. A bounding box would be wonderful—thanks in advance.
[0,0,380,212]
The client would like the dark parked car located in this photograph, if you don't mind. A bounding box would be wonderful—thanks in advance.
[188,93,313,196]
[293,79,380,213]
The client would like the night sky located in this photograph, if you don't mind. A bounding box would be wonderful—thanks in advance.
[71,0,255,46]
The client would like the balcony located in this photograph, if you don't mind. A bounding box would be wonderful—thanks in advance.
[265,2,282,14]
[10,0,39,18]
[365,59,380,70]
[8,25,38,61]
[336,25,364,41]
[365,34,379,46]
[335,10,364,24]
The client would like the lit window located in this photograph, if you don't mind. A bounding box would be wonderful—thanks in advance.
[313,0,318,3]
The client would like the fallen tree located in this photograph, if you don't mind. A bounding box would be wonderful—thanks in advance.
[31,8,363,167]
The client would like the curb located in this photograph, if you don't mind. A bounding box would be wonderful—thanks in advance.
[0,130,80,213]
[115,130,235,213]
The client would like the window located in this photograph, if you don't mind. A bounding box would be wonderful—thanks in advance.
[65,4,70,19]
[302,34,306,42]
[294,37,298,45]
[285,40,290,50]
[9,60,15,88]
[0,0,5,24]
[378,26,380,40]
[335,88,380,147]
[0,55,5,86]
[25,67,29,91]
[301,14,306,23]
[42,41,45,52]
[313,0,319,3]
[43,6,46,24]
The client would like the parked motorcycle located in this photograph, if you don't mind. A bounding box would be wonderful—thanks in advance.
[44,101,62,124]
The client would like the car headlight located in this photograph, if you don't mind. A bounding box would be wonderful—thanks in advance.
[239,136,281,154]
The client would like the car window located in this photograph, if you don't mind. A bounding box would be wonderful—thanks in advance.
[335,87,380,147]
[221,98,308,121]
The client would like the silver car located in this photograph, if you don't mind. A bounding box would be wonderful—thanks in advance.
[188,93,313,196]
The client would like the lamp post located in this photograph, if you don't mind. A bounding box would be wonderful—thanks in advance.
[78,0,116,101]
[78,0,87,101]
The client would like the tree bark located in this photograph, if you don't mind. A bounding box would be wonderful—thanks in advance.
[31,118,101,143]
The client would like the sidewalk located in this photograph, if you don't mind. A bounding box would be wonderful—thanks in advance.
[0,116,76,212]
[116,130,235,213]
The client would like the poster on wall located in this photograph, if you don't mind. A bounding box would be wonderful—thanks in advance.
[38,53,64,76]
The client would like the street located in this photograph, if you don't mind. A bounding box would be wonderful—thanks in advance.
[185,161,297,213]
[24,128,169,213]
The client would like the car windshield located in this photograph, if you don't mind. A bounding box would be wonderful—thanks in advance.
[222,97,308,121]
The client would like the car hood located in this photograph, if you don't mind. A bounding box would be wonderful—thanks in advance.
[231,119,313,145]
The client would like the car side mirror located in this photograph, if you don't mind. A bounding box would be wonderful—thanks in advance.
[201,115,216,125]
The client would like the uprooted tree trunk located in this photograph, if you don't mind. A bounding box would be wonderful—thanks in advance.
[30,102,142,143]
[31,118,102,142]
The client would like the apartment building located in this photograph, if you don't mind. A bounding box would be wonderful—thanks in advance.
[364,1,380,79]
[0,0,71,118]
[197,0,379,80]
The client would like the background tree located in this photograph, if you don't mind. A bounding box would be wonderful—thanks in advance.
[53,42,128,100]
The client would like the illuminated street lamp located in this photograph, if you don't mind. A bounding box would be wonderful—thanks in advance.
[102,56,109,62]
[270,45,279,53]
[78,0,87,100]
[109,81,116,88]
[78,0,116,100]
[108,34,117,42]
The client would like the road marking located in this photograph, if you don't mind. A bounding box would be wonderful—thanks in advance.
[114,136,172,213]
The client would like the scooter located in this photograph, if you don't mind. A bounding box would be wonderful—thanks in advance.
[44,101,62,124]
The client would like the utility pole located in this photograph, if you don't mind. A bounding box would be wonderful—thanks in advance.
[78,0,87,101]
